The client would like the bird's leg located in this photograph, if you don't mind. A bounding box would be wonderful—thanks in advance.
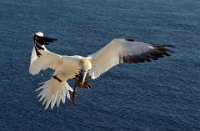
[71,82,77,105]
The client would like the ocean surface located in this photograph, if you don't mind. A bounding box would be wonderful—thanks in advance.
[0,0,200,130]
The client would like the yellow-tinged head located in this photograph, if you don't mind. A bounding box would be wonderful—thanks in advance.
[80,59,92,72]
[79,59,92,86]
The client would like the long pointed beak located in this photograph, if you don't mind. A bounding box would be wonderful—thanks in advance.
[81,72,87,86]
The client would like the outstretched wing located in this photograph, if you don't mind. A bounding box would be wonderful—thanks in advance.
[30,33,61,75]
[34,34,57,45]
[89,39,173,79]
[29,47,61,75]
[36,55,82,110]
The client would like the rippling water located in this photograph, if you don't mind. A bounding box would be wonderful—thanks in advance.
[0,0,200,130]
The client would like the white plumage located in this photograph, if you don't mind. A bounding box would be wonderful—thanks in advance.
[30,32,172,110]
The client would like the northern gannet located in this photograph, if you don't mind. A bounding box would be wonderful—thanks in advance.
[29,32,173,110]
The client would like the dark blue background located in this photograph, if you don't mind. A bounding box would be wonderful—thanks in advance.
[0,0,200,130]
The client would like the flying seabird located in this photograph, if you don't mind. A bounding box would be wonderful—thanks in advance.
[29,32,173,110]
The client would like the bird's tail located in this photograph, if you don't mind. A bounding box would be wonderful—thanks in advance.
[36,77,73,110]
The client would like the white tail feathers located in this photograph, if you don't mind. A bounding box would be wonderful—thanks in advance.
[36,77,73,110]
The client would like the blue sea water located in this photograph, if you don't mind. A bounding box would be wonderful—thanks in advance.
[0,0,200,130]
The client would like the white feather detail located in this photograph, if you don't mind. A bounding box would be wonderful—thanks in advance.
[89,39,170,79]
[29,46,61,75]
[36,78,73,110]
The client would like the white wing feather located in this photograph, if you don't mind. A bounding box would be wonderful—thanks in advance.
[29,44,82,109]
[89,39,171,79]
[34,55,81,110]
[29,46,61,75]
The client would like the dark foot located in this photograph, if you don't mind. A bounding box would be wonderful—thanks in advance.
[71,89,77,105]
[71,82,77,105]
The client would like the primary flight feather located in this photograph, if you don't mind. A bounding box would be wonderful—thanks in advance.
[29,32,173,110]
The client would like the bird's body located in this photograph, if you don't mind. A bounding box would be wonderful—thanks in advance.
[30,32,173,110]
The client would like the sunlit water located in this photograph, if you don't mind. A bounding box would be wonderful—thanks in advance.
[0,0,200,130]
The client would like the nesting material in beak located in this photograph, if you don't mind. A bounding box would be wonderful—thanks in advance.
[74,69,92,89]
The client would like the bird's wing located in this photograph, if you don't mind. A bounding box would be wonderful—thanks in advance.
[29,46,62,75]
[53,55,82,78]
[34,35,57,45]
[89,39,172,79]
[36,55,82,110]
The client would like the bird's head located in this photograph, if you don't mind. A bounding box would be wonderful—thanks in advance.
[79,59,92,86]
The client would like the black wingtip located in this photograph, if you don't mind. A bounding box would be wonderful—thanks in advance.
[162,44,174,48]
[33,33,57,45]
[152,44,175,54]
[125,38,135,42]
[121,42,174,64]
